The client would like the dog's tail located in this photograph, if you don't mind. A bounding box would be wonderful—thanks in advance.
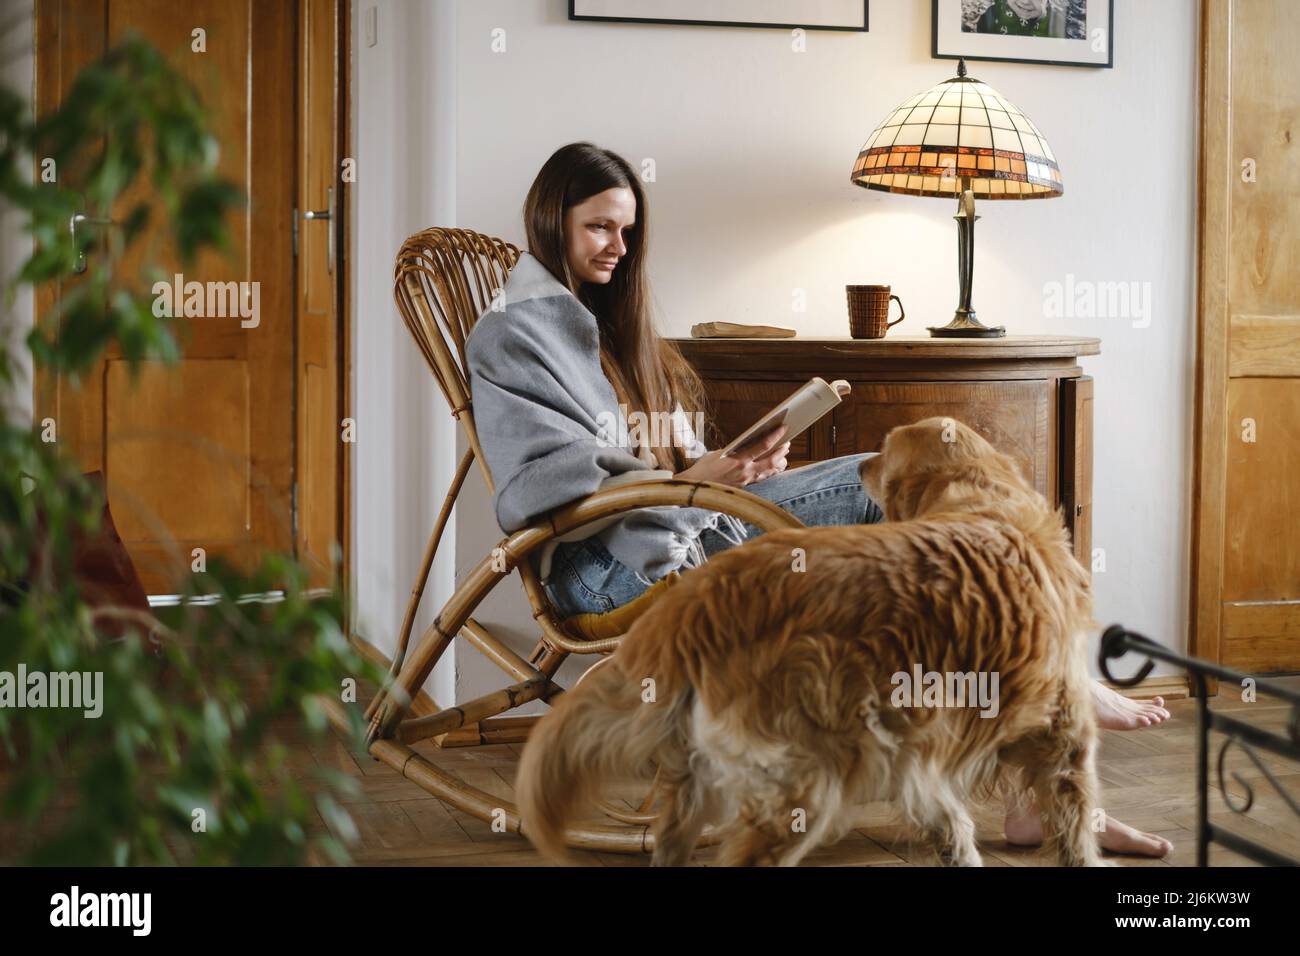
[516,655,691,862]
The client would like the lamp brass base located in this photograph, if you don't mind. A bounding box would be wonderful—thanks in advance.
[927,310,1005,338]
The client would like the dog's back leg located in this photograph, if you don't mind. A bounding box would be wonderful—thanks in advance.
[1015,731,1104,867]
[650,771,719,867]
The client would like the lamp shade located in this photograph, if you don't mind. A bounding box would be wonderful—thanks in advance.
[851,62,1062,200]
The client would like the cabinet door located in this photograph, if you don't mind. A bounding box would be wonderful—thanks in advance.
[832,381,1054,499]
[1061,376,1094,569]
[703,380,829,466]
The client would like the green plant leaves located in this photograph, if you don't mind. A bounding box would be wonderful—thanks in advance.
[1,33,377,867]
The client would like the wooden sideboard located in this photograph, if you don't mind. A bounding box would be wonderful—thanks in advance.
[671,335,1099,566]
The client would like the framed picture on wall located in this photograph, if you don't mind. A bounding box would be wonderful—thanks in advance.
[569,0,869,32]
[932,0,1113,68]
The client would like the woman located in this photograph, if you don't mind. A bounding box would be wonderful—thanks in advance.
[465,142,882,619]
[465,142,1173,858]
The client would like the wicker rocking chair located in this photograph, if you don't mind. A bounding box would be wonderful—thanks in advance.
[323,227,804,854]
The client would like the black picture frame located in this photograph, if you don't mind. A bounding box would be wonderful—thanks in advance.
[568,1,868,33]
[931,0,1113,69]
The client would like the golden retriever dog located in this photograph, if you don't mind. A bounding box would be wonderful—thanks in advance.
[516,416,1102,866]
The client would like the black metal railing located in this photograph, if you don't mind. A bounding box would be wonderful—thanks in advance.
[1099,624,1300,867]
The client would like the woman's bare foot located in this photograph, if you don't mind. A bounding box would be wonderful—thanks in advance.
[1004,802,1173,857]
[1091,681,1170,730]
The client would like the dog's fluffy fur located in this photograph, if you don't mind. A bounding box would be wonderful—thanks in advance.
[516,417,1103,866]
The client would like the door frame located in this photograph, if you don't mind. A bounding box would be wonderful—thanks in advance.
[338,0,353,622]
[1188,0,1230,692]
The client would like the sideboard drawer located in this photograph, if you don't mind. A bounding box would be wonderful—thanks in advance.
[832,379,1054,498]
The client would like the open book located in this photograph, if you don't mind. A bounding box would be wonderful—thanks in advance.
[721,377,851,458]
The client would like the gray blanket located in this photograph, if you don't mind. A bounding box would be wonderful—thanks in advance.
[465,251,746,581]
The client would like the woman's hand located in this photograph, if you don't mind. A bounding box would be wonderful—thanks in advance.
[674,425,791,488]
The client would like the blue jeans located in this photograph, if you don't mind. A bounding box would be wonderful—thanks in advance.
[541,452,884,617]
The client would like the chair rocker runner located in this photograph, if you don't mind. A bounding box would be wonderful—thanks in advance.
[322,227,805,854]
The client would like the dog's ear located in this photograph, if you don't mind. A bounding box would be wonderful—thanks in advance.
[886,471,987,521]
[882,475,908,519]
[882,473,940,521]
[857,453,883,501]
[864,423,943,519]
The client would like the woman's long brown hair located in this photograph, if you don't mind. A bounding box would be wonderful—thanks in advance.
[523,142,711,473]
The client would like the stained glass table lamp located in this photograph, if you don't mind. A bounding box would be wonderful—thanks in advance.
[851,59,1063,337]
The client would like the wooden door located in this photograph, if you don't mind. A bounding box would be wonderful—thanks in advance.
[34,1,345,596]
[34,0,294,594]
[295,0,344,586]
[1194,0,1300,675]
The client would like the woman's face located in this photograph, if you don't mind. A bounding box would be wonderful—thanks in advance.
[563,186,637,287]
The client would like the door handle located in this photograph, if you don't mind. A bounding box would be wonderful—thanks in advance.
[300,186,334,275]
[70,213,114,275]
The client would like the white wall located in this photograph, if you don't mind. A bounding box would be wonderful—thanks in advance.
[359,0,1201,701]
[349,0,459,705]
